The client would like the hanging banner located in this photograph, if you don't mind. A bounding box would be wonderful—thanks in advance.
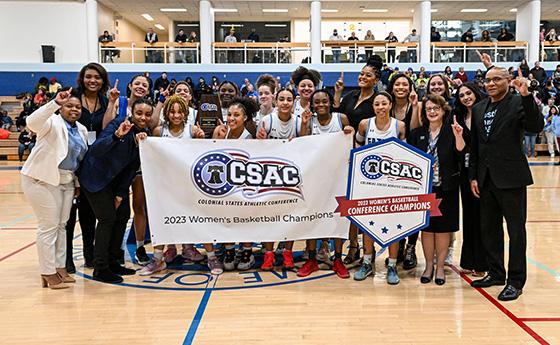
[140,133,352,245]
[337,137,438,247]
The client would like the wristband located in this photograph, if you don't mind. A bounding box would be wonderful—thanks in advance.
[159,94,166,103]
[486,65,495,71]
[355,131,365,143]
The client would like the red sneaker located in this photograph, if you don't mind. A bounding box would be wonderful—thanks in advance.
[261,251,274,271]
[297,259,319,277]
[333,258,350,279]
[283,250,295,270]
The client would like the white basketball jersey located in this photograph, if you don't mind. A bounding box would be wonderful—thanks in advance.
[261,112,300,139]
[366,117,399,144]
[311,113,343,135]
[161,123,192,139]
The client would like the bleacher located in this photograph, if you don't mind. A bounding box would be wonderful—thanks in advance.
[0,96,26,161]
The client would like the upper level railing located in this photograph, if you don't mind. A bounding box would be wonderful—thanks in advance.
[431,41,528,63]
[99,40,559,64]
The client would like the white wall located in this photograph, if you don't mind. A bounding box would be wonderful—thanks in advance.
[0,1,89,63]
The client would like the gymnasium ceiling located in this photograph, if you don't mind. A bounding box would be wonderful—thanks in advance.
[67,0,560,32]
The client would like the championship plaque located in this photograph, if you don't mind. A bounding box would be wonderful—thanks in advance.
[196,94,222,138]
[336,137,441,247]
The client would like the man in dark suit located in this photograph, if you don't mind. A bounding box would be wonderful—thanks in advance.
[469,53,544,301]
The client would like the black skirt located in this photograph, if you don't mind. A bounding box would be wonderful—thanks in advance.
[423,185,459,233]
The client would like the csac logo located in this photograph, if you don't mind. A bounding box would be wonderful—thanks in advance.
[191,149,303,198]
[360,154,423,184]
[200,103,218,112]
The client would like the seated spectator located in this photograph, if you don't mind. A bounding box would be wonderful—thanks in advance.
[15,109,29,131]
[497,28,514,41]
[480,30,494,42]
[430,26,441,42]
[18,128,36,162]
[461,29,474,43]
[0,110,14,130]
[34,89,45,107]
[530,61,548,84]
[98,30,116,63]
[48,78,62,96]
[454,67,469,84]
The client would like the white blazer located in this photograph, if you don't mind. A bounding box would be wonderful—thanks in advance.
[21,100,88,186]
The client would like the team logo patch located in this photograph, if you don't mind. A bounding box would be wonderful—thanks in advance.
[192,149,303,199]
[360,154,423,185]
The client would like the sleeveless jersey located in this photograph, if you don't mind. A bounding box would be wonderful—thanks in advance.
[261,112,300,139]
[161,123,192,139]
[226,127,253,139]
[366,117,399,144]
[311,113,343,135]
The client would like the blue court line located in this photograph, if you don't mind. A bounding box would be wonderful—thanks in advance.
[0,214,33,229]
[0,166,22,171]
[183,274,219,345]
[527,257,560,281]
[529,162,559,166]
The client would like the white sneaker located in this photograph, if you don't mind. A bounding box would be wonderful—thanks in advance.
[139,260,166,276]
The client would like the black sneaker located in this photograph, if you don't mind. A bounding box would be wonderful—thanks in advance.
[223,249,236,271]
[93,269,123,283]
[237,250,255,271]
[402,244,417,270]
[110,264,136,276]
[135,246,151,266]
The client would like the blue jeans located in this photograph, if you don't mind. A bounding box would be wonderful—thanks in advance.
[18,143,34,161]
[332,49,341,63]
[524,133,537,157]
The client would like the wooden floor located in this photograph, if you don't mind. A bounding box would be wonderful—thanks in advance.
[0,159,559,345]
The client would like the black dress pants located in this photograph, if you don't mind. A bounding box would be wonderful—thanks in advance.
[83,184,130,271]
[65,192,96,267]
[480,175,527,289]
[459,173,489,272]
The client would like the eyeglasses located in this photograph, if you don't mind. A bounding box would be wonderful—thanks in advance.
[425,106,441,113]
[484,76,505,84]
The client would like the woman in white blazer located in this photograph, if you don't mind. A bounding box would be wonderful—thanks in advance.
[21,88,88,289]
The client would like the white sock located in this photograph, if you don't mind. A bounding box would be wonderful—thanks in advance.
[153,249,163,262]
[136,241,144,248]
[388,258,397,267]
[363,254,373,264]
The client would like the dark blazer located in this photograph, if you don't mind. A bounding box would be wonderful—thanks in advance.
[78,118,141,198]
[408,120,463,191]
[468,93,543,189]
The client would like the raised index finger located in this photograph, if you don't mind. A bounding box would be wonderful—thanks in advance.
[339,71,344,81]
[475,50,482,59]
[517,67,523,78]
[114,79,119,89]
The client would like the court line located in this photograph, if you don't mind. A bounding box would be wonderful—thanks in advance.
[183,274,219,345]
[0,241,36,262]
[450,265,550,345]
[519,318,560,322]
[0,214,34,229]
[528,162,559,166]
[0,227,36,230]
[526,257,560,280]
[0,166,22,171]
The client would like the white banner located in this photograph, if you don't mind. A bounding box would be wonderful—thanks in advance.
[140,133,351,245]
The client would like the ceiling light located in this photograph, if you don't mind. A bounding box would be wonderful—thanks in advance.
[321,9,339,13]
[214,8,238,13]
[510,8,518,12]
[154,24,165,30]
[431,9,438,13]
[262,9,288,13]
[160,8,187,12]
[220,24,244,27]
[265,24,288,27]
[362,9,388,13]
[142,14,154,21]
[460,9,488,13]
[177,23,199,27]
